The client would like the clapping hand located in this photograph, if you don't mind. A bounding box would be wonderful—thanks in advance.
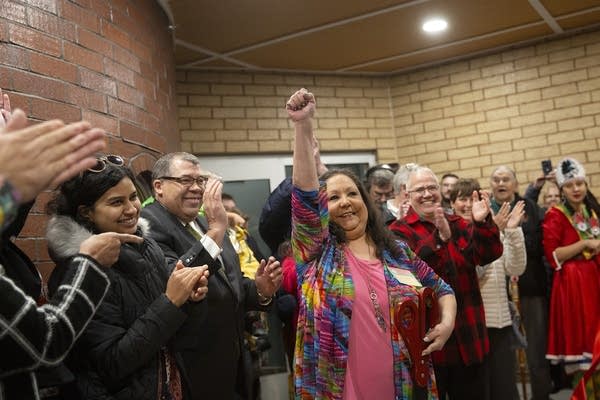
[188,264,210,302]
[493,200,525,231]
[492,201,511,231]
[472,190,492,222]
[433,205,451,242]
[254,256,283,298]
[0,110,106,202]
[227,211,246,228]
[0,88,12,128]
[506,200,525,229]
[203,177,228,246]
[166,261,208,307]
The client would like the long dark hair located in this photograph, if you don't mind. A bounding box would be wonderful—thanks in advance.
[47,161,138,233]
[320,169,402,259]
[561,182,600,218]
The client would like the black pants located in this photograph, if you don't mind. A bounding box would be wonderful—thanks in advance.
[434,358,489,400]
[487,327,520,400]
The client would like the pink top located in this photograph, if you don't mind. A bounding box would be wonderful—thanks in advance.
[343,248,395,400]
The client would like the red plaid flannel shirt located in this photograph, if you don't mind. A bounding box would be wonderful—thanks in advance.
[389,208,503,366]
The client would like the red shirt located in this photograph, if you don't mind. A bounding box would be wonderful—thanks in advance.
[281,256,299,331]
[389,208,503,366]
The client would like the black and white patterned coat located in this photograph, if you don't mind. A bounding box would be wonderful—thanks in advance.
[0,238,109,399]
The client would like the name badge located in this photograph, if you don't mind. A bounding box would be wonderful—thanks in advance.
[390,268,422,288]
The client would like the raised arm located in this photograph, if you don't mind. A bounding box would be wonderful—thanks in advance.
[288,88,318,191]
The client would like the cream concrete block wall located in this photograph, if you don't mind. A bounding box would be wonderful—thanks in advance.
[391,30,600,192]
[176,72,394,160]
[177,30,600,193]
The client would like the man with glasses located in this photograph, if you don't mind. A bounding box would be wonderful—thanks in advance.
[389,166,502,400]
[141,152,282,400]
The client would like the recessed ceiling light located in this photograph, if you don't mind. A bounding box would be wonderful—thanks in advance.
[422,18,448,33]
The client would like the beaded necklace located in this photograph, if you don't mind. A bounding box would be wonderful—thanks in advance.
[366,273,388,332]
[557,203,600,259]
[344,248,387,332]
[558,203,600,239]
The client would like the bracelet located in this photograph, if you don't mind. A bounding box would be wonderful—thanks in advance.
[257,288,273,306]
[0,178,21,230]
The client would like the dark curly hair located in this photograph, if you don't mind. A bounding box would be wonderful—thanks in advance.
[319,168,402,259]
[46,160,138,233]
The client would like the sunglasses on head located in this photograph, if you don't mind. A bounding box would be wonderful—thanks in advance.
[88,154,125,173]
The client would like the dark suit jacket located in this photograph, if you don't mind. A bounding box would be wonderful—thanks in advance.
[141,201,266,400]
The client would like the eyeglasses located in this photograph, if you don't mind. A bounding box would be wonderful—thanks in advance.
[88,154,125,173]
[159,175,208,188]
[408,184,440,195]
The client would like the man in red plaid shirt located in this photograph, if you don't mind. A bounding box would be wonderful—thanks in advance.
[389,166,502,400]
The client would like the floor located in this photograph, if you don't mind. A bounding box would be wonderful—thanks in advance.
[260,378,575,399]
[517,384,573,400]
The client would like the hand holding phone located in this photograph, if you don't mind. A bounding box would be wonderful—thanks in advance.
[541,159,553,176]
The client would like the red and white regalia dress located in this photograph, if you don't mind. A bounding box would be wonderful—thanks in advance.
[543,205,600,373]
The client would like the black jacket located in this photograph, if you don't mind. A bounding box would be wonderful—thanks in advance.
[259,176,293,255]
[514,194,548,297]
[141,201,268,400]
[47,216,203,400]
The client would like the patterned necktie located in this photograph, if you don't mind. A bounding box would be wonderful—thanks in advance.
[186,223,202,241]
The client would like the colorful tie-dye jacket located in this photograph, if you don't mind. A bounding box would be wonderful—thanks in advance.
[291,186,454,400]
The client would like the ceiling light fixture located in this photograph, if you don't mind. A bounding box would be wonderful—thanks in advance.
[422,18,448,33]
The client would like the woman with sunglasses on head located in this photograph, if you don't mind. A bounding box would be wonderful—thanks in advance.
[287,88,457,400]
[542,157,600,376]
[45,154,209,400]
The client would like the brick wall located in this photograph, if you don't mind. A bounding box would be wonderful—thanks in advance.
[391,30,600,191]
[178,30,600,193]
[176,71,395,159]
[1,0,178,276]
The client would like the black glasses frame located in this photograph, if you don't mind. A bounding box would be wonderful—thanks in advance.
[88,154,125,173]
[159,175,209,188]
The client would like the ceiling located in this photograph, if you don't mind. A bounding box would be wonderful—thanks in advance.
[162,0,600,75]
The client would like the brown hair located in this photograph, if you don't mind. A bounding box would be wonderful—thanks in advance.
[449,178,481,202]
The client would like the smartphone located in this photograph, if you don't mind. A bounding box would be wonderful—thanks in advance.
[541,159,553,176]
